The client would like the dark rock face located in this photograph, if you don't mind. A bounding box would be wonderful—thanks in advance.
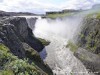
[76,14,100,75]
[0,17,53,74]
[0,24,26,58]
[0,17,44,58]
[74,48,100,75]
[26,17,37,30]
[78,16,100,54]
[9,17,29,40]
[1,17,44,52]
[0,10,10,17]
[22,43,53,75]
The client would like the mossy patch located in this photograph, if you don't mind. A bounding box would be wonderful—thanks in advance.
[0,70,14,75]
[78,12,100,54]
[86,12,100,19]
[70,72,73,75]
[23,43,42,62]
[5,59,42,75]
[66,41,78,53]
[38,38,50,46]
[0,43,10,52]
[79,55,87,61]
[0,44,47,75]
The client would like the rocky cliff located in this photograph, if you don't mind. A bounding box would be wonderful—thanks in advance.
[75,13,100,75]
[0,10,36,17]
[78,13,100,54]
[0,17,53,75]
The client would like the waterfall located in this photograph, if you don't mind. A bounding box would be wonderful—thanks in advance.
[26,16,94,75]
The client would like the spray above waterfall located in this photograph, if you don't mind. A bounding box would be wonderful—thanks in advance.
[34,15,83,41]
[26,14,93,75]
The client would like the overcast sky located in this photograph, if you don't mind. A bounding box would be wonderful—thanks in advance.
[0,0,100,14]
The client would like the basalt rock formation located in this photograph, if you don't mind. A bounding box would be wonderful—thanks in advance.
[0,17,53,75]
[74,48,100,75]
[78,13,100,54]
[75,13,100,75]
[0,17,44,55]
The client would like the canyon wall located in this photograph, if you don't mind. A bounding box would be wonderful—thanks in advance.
[0,17,53,75]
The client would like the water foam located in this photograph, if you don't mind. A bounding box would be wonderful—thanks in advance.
[26,16,93,75]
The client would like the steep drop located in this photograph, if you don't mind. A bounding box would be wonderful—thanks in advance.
[27,16,93,75]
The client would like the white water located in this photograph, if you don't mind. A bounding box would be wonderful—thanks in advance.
[26,16,92,75]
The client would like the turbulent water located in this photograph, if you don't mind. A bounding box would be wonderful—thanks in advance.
[26,16,93,75]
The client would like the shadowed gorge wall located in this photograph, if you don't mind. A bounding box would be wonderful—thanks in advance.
[0,17,53,75]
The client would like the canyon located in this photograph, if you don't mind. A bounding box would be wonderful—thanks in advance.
[0,9,100,75]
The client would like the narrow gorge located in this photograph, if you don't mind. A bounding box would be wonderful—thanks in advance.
[0,9,100,75]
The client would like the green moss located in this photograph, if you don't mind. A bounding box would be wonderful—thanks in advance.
[26,47,53,75]
[23,43,53,75]
[86,12,100,19]
[96,13,100,18]
[80,55,87,60]
[23,43,42,62]
[38,38,50,46]
[5,59,42,75]
[0,44,17,68]
[0,70,14,75]
[0,44,10,52]
[66,41,78,53]
[0,44,47,75]
[78,12,100,54]
[70,72,73,75]
[25,48,42,62]
[80,34,84,38]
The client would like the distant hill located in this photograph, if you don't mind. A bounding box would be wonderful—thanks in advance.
[62,9,82,13]
[45,9,82,18]
[0,10,36,17]
[46,9,82,15]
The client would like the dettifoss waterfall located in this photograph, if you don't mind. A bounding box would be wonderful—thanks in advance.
[26,16,93,75]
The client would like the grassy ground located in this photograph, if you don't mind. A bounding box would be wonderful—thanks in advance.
[46,13,74,19]
[86,11,100,18]
[66,41,78,53]
[0,43,49,75]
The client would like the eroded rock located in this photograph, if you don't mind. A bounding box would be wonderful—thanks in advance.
[74,48,100,75]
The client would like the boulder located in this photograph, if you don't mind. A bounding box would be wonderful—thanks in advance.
[74,48,100,75]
